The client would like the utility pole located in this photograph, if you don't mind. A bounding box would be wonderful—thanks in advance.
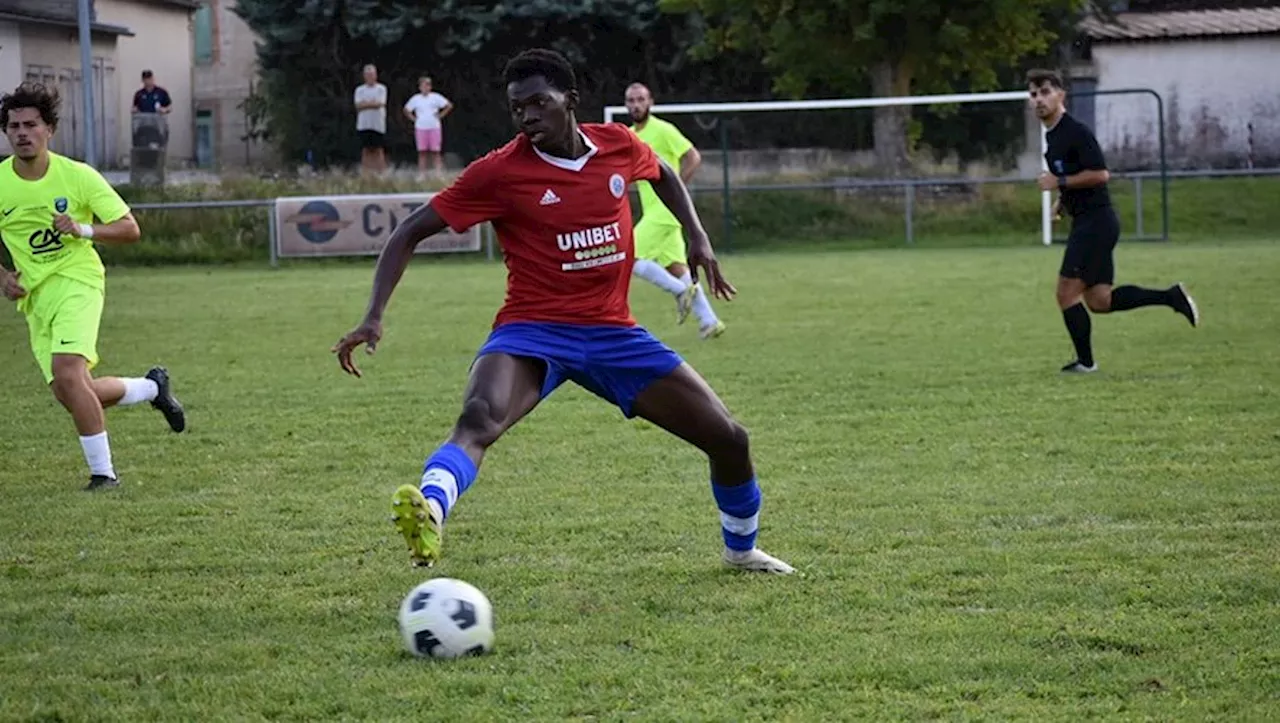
[77,0,98,166]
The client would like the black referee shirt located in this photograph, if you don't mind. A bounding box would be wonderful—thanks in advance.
[1044,113,1113,217]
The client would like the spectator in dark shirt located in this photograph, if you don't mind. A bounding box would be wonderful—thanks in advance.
[132,70,172,115]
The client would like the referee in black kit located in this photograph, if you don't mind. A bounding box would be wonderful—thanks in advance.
[1029,69,1199,374]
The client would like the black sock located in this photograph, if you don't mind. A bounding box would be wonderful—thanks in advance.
[1062,303,1094,366]
[1110,285,1172,312]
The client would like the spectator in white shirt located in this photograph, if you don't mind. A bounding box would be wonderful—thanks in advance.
[402,75,454,178]
[353,64,388,175]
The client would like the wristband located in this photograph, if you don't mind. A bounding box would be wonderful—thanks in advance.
[1057,175,1068,191]
[78,223,95,238]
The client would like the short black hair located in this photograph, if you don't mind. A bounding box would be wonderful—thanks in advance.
[0,82,60,130]
[1026,69,1064,89]
[503,49,576,92]
[142,69,154,79]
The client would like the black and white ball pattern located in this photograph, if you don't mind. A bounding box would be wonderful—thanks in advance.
[398,578,495,659]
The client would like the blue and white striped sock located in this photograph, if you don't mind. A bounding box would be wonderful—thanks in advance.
[711,478,761,551]
[419,443,478,521]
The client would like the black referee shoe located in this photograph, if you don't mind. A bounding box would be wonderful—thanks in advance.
[1171,282,1199,327]
[85,474,119,491]
[145,366,186,433]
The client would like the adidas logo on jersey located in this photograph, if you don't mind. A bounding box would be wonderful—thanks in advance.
[539,188,561,206]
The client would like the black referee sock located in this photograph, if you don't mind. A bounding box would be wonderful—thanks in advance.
[1062,303,1094,367]
[1110,285,1172,312]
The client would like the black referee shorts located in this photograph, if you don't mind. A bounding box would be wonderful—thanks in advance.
[1060,207,1120,287]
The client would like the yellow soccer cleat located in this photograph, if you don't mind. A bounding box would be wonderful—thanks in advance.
[676,283,697,325]
[699,320,726,340]
[390,484,443,567]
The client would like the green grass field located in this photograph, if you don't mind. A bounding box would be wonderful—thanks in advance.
[2,241,1279,721]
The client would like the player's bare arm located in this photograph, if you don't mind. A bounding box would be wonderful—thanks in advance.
[649,158,735,301]
[53,212,140,245]
[1,265,25,299]
[678,146,701,184]
[0,244,20,299]
[332,202,449,377]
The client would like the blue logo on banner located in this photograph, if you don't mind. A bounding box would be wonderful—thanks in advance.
[286,200,347,244]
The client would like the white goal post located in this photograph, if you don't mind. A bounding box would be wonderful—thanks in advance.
[604,91,1053,246]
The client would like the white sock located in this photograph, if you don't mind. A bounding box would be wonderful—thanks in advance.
[680,271,719,327]
[118,378,159,407]
[633,259,689,295]
[420,467,459,520]
[80,432,115,479]
[426,498,445,524]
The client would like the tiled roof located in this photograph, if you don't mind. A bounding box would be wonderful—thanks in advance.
[0,8,132,36]
[1080,7,1280,40]
[138,0,202,8]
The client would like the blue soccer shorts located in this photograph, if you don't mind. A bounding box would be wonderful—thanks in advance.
[476,322,684,418]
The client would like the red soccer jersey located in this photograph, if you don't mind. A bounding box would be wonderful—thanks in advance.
[430,123,662,328]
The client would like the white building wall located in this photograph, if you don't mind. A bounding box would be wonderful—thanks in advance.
[17,25,119,164]
[0,21,23,155]
[96,0,196,166]
[1091,36,1280,168]
[192,0,269,167]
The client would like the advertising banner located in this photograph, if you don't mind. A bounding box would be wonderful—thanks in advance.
[274,193,481,258]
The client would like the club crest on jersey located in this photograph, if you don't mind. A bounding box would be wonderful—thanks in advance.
[54,197,68,213]
[1053,160,1064,174]
[608,174,625,199]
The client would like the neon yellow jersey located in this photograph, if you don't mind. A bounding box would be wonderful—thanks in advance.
[0,152,130,307]
[631,116,693,227]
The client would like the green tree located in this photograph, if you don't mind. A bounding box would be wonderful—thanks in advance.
[663,0,1086,173]
[232,0,781,166]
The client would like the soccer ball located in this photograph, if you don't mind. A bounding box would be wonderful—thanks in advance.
[397,577,495,659]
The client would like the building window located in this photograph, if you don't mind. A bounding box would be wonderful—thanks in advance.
[195,109,215,168]
[194,3,214,65]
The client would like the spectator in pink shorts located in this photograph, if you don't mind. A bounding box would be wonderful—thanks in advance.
[403,76,454,178]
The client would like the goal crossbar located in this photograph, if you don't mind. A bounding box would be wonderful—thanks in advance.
[604,90,1053,246]
[602,90,1031,119]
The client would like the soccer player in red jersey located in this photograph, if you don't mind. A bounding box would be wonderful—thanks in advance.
[332,49,793,574]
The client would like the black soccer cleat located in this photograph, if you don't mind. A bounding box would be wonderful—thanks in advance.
[145,366,186,433]
[1060,360,1099,374]
[1171,282,1199,328]
[85,474,119,491]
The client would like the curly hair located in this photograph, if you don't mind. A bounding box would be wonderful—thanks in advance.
[0,82,60,130]
[503,49,577,92]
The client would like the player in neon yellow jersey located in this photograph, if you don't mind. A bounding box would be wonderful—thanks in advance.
[0,83,185,491]
[624,83,724,339]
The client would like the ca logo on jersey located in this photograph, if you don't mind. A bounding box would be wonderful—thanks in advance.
[54,197,68,213]
[29,228,65,255]
[608,174,625,199]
